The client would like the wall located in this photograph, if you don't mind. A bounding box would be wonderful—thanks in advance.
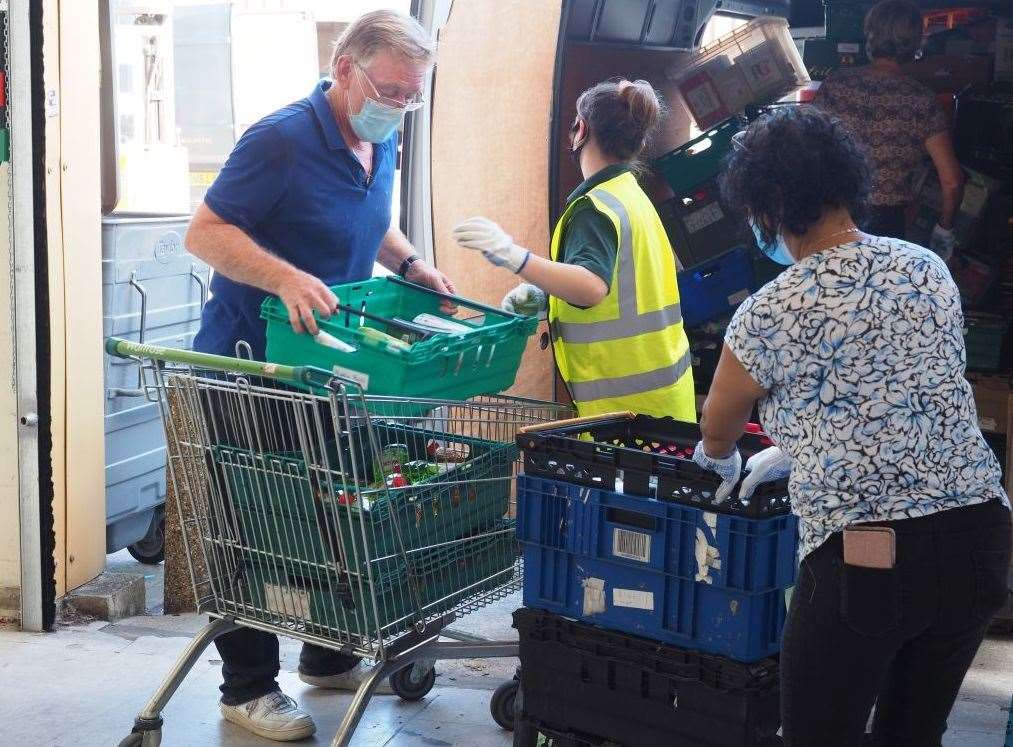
[429,0,563,402]
[0,161,22,620]
[58,0,106,592]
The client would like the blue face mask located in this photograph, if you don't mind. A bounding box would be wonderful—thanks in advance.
[349,97,405,143]
[349,66,408,143]
[748,219,795,266]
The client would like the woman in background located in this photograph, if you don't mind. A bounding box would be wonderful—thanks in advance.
[814,0,965,258]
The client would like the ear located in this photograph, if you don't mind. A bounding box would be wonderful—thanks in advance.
[333,54,355,88]
[573,118,589,149]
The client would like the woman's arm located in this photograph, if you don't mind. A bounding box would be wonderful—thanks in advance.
[518,254,608,308]
[700,343,767,456]
[924,131,965,230]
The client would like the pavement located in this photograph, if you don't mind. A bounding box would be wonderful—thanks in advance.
[0,553,1009,746]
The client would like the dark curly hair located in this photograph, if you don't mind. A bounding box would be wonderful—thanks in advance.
[718,106,872,243]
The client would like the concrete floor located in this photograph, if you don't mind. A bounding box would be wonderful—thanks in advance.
[0,554,1010,746]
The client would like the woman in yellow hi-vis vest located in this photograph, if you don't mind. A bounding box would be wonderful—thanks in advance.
[452,78,695,420]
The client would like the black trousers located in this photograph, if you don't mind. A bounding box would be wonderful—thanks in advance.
[194,382,362,705]
[862,204,907,241]
[216,628,360,706]
[781,500,1011,747]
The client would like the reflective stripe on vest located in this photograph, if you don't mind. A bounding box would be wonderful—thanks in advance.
[550,188,683,345]
[566,353,694,403]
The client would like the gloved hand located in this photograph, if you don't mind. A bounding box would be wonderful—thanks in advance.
[691,441,742,502]
[739,446,792,500]
[929,223,956,261]
[452,217,531,273]
[502,283,548,317]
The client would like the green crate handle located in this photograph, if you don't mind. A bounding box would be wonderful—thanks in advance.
[104,337,337,389]
[388,276,525,320]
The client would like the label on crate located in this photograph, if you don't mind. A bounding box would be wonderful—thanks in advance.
[332,365,370,391]
[613,588,655,611]
[581,577,606,616]
[728,289,750,306]
[683,202,724,234]
[263,583,312,621]
[613,528,651,563]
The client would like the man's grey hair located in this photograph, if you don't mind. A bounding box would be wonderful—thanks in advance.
[331,10,435,71]
[864,0,924,63]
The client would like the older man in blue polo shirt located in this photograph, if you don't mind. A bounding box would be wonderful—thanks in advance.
[185,11,452,742]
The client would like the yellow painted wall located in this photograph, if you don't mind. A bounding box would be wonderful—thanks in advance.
[57,0,106,591]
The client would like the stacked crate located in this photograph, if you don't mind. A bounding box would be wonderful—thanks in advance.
[512,414,796,746]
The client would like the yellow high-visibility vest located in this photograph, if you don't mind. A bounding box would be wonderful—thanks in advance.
[549,170,695,421]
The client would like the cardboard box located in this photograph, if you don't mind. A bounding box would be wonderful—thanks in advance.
[972,376,1011,434]
[901,54,991,93]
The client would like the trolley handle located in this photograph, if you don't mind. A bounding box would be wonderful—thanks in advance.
[104,337,335,389]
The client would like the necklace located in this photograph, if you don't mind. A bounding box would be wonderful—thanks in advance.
[800,226,863,258]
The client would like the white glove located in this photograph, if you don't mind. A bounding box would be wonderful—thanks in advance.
[502,283,548,317]
[739,446,792,500]
[691,441,742,503]
[929,223,956,261]
[452,217,531,273]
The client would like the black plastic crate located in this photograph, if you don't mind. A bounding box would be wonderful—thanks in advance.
[513,608,781,747]
[517,413,790,518]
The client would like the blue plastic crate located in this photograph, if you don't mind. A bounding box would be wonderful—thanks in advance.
[678,246,754,328]
[521,545,787,662]
[517,475,797,593]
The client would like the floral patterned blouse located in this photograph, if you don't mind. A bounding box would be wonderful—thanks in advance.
[813,66,949,207]
[725,236,1009,560]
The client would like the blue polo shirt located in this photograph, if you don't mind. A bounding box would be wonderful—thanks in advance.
[193,79,396,359]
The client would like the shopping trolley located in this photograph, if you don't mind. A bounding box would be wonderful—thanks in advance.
[105,339,572,747]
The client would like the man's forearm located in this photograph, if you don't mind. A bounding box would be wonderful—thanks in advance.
[186,214,296,295]
[377,227,419,274]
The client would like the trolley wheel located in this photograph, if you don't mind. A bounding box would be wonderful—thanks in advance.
[389,663,436,701]
[490,678,519,731]
[128,510,165,565]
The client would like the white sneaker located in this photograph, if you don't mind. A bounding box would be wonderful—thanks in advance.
[298,661,395,694]
[220,691,316,742]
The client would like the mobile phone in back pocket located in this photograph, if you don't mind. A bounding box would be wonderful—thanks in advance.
[843,526,896,569]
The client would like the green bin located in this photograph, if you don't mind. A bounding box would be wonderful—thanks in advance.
[237,522,516,638]
[963,314,1008,373]
[261,277,537,410]
[654,120,742,196]
[216,423,517,576]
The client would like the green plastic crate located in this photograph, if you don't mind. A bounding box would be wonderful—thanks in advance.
[216,423,517,576]
[654,120,742,196]
[237,523,517,638]
[0,129,8,163]
[964,314,1008,373]
[261,277,537,407]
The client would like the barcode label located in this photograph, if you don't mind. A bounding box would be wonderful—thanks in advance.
[613,528,650,563]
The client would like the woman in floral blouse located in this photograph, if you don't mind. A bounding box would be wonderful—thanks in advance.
[814,0,965,259]
[692,105,1009,746]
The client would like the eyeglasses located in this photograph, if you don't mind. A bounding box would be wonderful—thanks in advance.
[355,63,425,112]
[730,130,749,152]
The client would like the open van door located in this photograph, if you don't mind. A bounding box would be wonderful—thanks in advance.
[403,0,563,402]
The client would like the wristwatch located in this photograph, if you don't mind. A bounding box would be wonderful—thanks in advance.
[398,254,422,278]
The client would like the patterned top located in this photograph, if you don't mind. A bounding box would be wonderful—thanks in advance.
[813,67,949,207]
[725,237,1009,560]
